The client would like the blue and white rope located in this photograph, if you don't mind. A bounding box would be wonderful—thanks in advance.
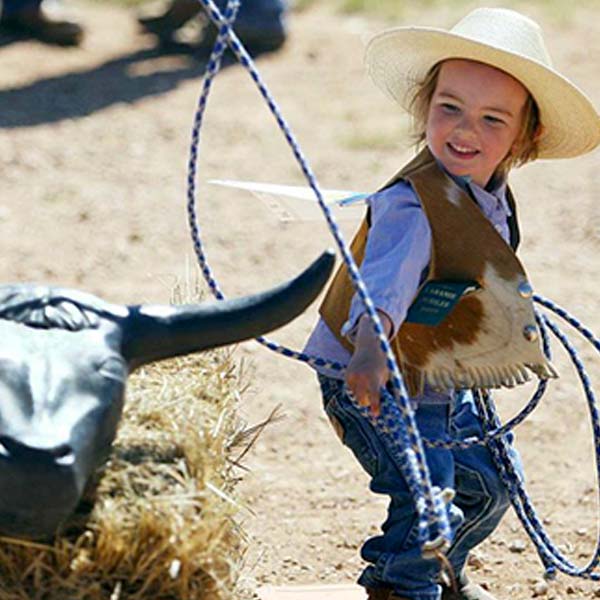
[184,0,600,578]
[473,301,600,580]
[186,0,451,553]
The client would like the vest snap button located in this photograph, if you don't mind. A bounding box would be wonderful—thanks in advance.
[523,324,538,342]
[518,281,533,298]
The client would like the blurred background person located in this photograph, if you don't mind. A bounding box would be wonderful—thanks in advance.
[0,0,83,45]
[138,0,287,54]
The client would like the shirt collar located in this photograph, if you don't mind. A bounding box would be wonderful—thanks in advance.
[470,178,511,217]
[434,157,511,217]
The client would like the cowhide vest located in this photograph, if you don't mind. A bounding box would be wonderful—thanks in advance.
[319,148,556,395]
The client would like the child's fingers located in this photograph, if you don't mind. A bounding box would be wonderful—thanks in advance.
[357,389,381,417]
[369,394,381,417]
[345,374,381,417]
[346,377,368,407]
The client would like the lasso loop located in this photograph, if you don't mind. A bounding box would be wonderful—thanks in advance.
[185,0,600,578]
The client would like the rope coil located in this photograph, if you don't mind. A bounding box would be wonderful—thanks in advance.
[186,0,600,579]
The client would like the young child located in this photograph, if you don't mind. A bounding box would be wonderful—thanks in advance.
[303,7,600,600]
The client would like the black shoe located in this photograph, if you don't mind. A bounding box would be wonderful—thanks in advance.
[137,0,200,41]
[199,20,286,54]
[138,0,286,54]
[0,9,83,46]
[366,588,410,600]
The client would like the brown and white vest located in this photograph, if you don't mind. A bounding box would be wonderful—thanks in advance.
[319,148,556,395]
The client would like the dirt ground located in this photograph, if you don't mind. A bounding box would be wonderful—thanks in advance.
[1,1,600,598]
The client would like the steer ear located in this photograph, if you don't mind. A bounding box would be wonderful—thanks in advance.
[121,251,334,370]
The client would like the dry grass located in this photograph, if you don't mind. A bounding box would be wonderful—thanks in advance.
[0,345,254,599]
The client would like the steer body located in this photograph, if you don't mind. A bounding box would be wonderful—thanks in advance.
[0,251,334,539]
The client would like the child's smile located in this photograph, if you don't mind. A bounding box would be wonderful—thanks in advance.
[426,59,529,187]
[446,141,480,160]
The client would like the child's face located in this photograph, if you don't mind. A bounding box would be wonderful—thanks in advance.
[426,59,529,187]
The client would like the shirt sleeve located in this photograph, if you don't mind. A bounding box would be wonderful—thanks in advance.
[341,180,431,341]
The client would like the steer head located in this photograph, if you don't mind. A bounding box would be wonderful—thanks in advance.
[0,251,334,540]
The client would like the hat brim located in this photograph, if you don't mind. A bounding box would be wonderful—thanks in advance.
[366,27,600,159]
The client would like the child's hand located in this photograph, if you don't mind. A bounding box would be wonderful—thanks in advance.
[344,311,392,417]
[345,348,388,416]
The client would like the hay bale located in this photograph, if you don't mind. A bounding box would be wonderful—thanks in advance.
[0,348,252,600]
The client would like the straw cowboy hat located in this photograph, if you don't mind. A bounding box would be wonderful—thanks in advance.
[365,7,600,159]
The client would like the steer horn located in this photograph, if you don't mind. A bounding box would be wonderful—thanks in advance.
[122,250,335,370]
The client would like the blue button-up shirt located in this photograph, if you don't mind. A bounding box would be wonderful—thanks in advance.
[303,171,513,399]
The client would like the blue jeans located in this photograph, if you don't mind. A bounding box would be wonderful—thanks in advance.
[2,0,41,18]
[318,375,522,600]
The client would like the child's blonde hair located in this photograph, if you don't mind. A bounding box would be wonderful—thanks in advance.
[408,61,541,179]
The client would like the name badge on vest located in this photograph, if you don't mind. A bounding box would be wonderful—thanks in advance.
[406,280,480,326]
